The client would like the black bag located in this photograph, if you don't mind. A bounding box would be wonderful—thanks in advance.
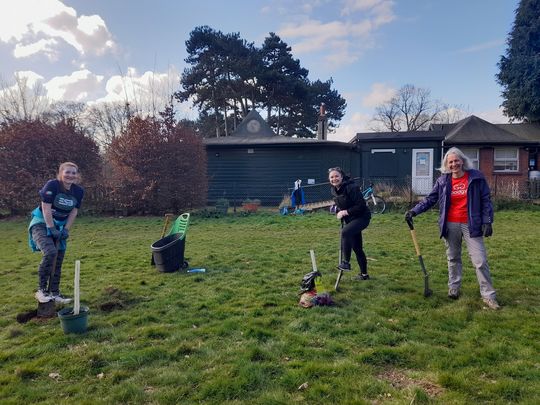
[300,270,322,293]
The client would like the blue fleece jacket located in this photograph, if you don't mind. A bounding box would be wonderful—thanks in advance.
[411,169,493,238]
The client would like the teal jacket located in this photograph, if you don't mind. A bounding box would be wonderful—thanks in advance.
[28,207,67,251]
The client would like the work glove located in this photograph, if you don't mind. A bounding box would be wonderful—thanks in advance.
[405,210,416,222]
[60,228,70,240]
[47,227,61,240]
[482,223,493,237]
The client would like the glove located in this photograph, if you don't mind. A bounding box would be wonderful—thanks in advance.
[405,210,416,221]
[47,227,61,240]
[482,223,493,237]
[60,228,70,240]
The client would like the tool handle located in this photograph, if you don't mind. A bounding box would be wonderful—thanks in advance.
[160,213,174,238]
[409,229,421,256]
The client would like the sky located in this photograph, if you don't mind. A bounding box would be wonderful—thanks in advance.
[0,0,521,142]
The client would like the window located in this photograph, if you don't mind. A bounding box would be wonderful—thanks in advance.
[494,148,518,172]
[461,148,479,169]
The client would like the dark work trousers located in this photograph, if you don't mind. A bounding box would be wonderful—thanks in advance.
[341,216,370,274]
[31,224,65,294]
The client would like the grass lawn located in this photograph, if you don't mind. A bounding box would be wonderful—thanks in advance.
[1,210,539,404]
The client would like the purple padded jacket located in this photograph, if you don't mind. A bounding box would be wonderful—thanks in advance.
[410,169,494,238]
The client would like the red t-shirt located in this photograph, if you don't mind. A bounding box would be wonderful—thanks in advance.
[447,172,469,223]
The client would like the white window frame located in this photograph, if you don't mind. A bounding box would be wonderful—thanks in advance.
[371,149,396,154]
[461,148,479,169]
[494,147,519,172]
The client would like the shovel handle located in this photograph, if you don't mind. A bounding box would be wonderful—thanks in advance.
[160,213,174,238]
[409,228,421,257]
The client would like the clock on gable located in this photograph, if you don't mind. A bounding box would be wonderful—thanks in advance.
[246,119,261,133]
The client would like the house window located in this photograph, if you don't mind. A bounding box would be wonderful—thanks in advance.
[494,148,519,172]
[461,148,479,169]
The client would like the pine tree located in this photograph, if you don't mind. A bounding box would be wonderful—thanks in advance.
[497,0,540,122]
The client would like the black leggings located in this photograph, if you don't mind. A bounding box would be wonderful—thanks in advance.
[341,216,370,274]
[31,224,65,293]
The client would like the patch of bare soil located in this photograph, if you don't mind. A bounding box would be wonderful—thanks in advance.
[378,368,444,397]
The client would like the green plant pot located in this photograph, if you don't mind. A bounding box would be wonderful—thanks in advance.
[58,306,89,334]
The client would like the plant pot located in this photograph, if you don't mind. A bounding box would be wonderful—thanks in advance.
[58,306,89,334]
[242,203,259,213]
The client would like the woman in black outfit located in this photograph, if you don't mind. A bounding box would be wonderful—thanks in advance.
[329,167,371,280]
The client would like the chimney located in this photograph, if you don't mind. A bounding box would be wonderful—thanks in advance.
[317,103,327,140]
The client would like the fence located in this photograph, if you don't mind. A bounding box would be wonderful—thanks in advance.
[80,176,540,215]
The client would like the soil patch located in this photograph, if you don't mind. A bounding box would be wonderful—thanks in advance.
[378,368,444,397]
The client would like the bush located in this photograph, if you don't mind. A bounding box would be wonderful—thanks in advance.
[0,119,101,216]
[106,117,207,215]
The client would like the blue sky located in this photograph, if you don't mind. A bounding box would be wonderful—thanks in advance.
[0,0,520,141]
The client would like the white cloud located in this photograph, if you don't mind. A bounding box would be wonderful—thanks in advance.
[94,67,181,113]
[0,0,115,58]
[278,0,395,69]
[44,69,104,101]
[341,0,395,26]
[362,82,396,108]
[13,38,59,59]
[329,111,373,142]
[455,40,505,54]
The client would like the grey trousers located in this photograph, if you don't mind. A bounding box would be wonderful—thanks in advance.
[31,224,65,294]
[444,222,496,299]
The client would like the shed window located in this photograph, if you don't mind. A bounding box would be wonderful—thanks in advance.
[494,148,518,172]
[461,148,479,169]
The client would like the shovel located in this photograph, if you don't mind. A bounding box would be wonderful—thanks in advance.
[37,239,60,318]
[151,213,174,265]
[334,220,344,291]
[406,217,433,297]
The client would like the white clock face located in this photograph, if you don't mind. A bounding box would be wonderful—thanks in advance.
[247,119,261,133]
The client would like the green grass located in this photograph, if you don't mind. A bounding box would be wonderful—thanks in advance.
[1,210,539,404]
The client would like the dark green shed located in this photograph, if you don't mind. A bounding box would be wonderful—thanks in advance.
[352,131,444,195]
[204,111,360,205]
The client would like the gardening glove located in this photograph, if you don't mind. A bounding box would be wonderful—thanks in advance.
[405,210,416,222]
[60,228,70,240]
[47,226,61,240]
[482,223,493,237]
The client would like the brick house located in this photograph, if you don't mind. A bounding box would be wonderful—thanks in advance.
[352,115,540,196]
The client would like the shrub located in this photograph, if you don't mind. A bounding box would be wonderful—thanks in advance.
[0,119,101,215]
[106,117,207,215]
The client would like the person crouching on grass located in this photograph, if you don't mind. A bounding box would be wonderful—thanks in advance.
[329,167,371,280]
[405,147,500,310]
[28,162,84,304]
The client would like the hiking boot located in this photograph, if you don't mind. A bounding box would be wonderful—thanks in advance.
[35,289,52,303]
[448,288,460,300]
[354,273,370,280]
[482,298,500,310]
[51,293,72,304]
[337,261,351,271]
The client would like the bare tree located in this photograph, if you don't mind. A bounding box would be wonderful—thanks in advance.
[85,102,132,149]
[0,73,50,123]
[370,84,450,132]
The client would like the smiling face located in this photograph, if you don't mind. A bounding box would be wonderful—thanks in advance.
[329,169,343,188]
[59,164,78,188]
[447,153,464,178]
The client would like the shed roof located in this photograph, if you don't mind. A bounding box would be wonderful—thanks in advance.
[204,109,353,148]
[351,130,444,143]
[441,115,530,144]
[496,123,540,142]
[230,110,276,137]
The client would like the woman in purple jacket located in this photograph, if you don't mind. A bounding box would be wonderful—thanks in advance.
[405,147,499,309]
